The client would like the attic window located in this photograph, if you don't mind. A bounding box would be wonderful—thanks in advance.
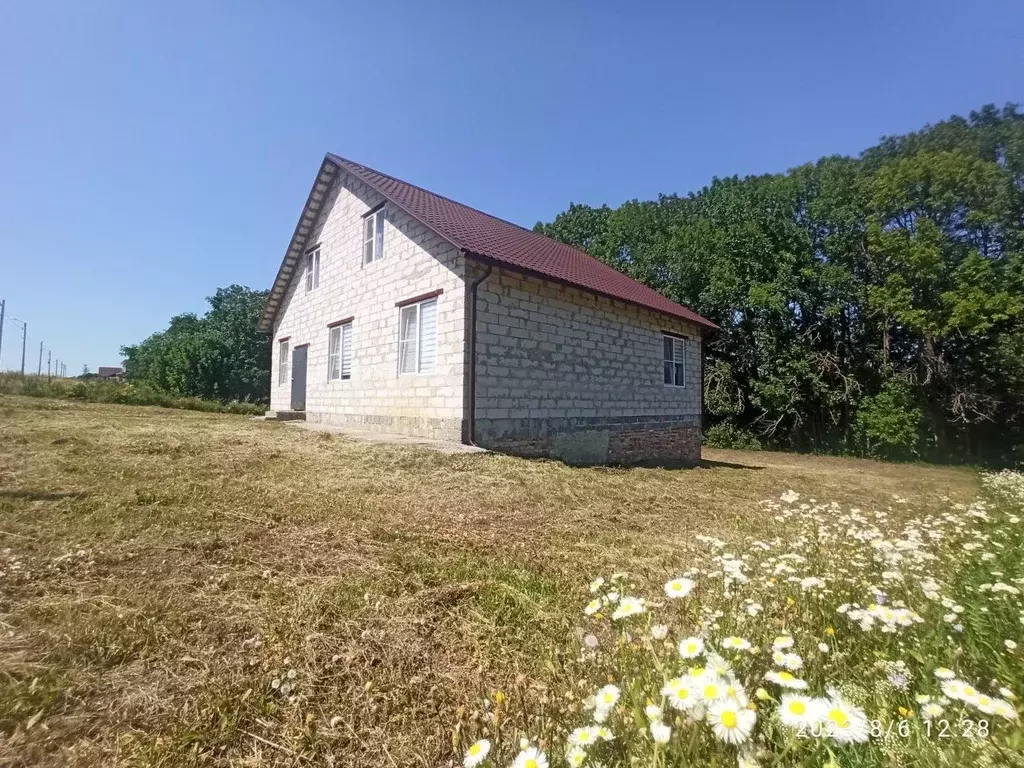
[363,206,385,264]
[304,247,320,292]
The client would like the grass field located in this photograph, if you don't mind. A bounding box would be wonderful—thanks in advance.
[0,396,985,766]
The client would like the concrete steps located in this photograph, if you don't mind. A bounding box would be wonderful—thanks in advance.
[264,410,306,421]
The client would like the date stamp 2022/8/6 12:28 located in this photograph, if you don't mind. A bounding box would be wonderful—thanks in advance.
[796,718,989,740]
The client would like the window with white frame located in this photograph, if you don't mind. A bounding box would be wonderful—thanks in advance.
[398,298,437,374]
[328,321,353,381]
[278,339,290,385]
[663,334,686,387]
[304,247,320,292]
[363,207,385,264]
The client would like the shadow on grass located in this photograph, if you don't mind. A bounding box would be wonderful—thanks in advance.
[699,458,765,471]
[0,489,86,502]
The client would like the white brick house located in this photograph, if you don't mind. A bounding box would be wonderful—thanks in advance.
[258,155,717,465]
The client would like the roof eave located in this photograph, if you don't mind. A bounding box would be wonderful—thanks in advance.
[257,157,340,334]
[462,251,719,332]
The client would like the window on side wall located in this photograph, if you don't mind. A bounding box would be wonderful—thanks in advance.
[278,339,290,385]
[398,298,437,375]
[328,321,353,381]
[304,247,320,292]
[363,206,386,264]
[663,334,685,387]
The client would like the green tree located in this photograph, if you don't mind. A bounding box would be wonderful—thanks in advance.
[121,285,270,403]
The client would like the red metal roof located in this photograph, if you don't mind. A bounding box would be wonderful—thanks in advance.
[326,154,717,330]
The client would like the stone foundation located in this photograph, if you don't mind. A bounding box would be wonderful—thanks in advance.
[306,410,464,442]
[477,415,701,466]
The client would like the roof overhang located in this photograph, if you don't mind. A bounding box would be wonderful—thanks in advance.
[257,158,339,333]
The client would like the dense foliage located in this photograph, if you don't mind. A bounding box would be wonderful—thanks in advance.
[536,105,1024,465]
[121,285,270,404]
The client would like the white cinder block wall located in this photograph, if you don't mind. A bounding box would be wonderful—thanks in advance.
[472,265,702,463]
[270,173,467,440]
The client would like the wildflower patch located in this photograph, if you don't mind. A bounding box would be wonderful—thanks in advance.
[459,475,1024,766]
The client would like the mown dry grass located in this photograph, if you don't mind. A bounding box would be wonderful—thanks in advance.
[0,396,979,766]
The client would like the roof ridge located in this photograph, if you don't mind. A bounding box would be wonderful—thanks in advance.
[326,153,539,237]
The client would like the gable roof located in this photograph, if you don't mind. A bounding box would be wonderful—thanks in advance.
[258,154,717,333]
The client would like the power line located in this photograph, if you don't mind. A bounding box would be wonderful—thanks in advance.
[0,297,68,377]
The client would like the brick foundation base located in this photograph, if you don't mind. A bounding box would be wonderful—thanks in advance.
[482,421,701,467]
[607,424,701,465]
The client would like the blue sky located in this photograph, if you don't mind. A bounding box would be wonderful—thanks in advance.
[0,1,1021,373]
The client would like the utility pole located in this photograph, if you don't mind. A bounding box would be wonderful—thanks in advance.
[0,298,5,367]
[10,317,27,376]
[38,341,43,375]
[47,350,51,381]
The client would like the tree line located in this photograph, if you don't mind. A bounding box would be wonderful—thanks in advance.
[535,104,1024,465]
[121,285,270,404]
[120,105,1022,465]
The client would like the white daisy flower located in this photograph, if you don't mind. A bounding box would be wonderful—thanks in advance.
[707,699,756,744]
[645,703,663,722]
[1006,639,1018,652]
[765,670,808,690]
[778,694,826,730]
[512,746,548,768]
[921,702,945,720]
[589,577,605,593]
[611,596,645,621]
[817,642,830,653]
[721,636,752,652]
[596,725,614,740]
[771,635,794,652]
[595,684,620,710]
[650,624,669,641]
[649,721,672,745]
[823,699,869,744]
[584,598,602,616]
[568,726,598,747]
[678,636,705,659]
[992,699,1019,721]
[934,667,956,680]
[706,652,733,677]
[941,679,968,701]
[463,739,491,768]
[662,677,698,711]
[699,675,726,706]
[773,651,804,671]
[664,577,696,599]
[781,490,800,504]
[565,746,586,768]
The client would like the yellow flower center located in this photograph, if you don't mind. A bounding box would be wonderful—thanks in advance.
[602,694,614,704]
[828,709,849,729]
[704,685,719,700]
[469,744,481,755]
[721,710,738,728]
[778,672,794,681]
[789,701,806,715]
[525,760,538,768]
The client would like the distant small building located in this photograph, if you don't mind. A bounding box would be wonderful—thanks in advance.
[97,366,124,380]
